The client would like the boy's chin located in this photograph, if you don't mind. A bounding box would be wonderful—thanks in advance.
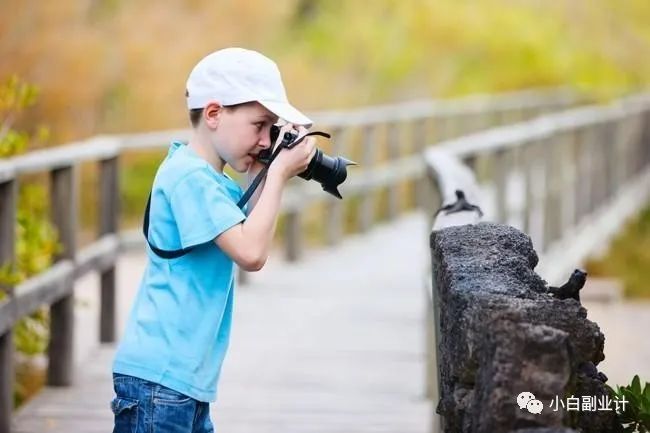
[231,158,251,173]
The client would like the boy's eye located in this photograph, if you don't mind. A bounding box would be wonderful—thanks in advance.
[254,122,264,131]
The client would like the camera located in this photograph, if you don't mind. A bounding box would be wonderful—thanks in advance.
[256,125,356,199]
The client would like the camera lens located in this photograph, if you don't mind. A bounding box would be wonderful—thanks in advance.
[298,150,354,199]
[260,125,356,199]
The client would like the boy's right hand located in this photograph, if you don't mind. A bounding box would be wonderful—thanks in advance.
[268,124,316,182]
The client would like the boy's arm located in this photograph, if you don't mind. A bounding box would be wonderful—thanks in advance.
[216,170,285,271]
[215,133,315,272]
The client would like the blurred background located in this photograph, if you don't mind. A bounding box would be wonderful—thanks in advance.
[2,0,650,142]
[2,0,650,431]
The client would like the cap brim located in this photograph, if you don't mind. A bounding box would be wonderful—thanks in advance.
[259,100,313,128]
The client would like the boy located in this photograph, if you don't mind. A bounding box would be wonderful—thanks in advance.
[110,47,316,433]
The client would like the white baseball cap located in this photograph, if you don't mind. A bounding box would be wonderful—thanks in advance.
[186,47,312,127]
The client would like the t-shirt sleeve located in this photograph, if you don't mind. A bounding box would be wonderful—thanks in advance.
[169,169,246,248]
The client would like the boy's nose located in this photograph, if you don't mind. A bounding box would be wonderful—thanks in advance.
[259,135,272,149]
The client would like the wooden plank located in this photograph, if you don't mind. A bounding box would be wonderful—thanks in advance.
[14,262,75,330]
[493,149,510,223]
[0,178,16,433]
[0,235,118,336]
[48,166,77,387]
[325,127,347,246]
[0,331,11,433]
[0,162,15,184]
[99,157,119,343]
[284,210,301,262]
[386,122,401,220]
[74,235,119,278]
[9,137,120,176]
[0,262,75,336]
[309,88,577,127]
[0,180,16,289]
[413,118,430,210]
[97,89,578,153]
[358,125,377,232]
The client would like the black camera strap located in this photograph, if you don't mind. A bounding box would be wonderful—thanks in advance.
[236,131,330,208]
[143,193,193,258]
[143,131,329,259]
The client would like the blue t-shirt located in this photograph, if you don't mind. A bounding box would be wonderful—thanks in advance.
[113,141,246,402]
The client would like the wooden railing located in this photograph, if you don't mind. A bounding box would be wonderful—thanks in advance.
[0,88,578,432]
[423,93,650,432]
[424,92,650,271]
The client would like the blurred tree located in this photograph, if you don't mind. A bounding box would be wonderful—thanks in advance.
[1,0,649,144]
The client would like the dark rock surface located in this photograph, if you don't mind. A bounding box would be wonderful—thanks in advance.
[430,223,619,433]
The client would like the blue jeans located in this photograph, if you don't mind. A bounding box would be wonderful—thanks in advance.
[111,373,214,433]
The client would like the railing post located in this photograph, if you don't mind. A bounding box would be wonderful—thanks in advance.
[387,122,401,220]
[566,129,580,228]
[632,111,647,176]
[557,131,575,239]
[492,149,509,223]
[546,134,563,247]
[0,178,17,433]
[527,137,545,250]
[593,122,607,208]
[575,127,591,223]
[639,108,650,170]
[413,118,429,210]
[521,141,534,234]
[359,124,377,232]
[99,156,119,343]
[285,210,301,262]
[48,165,77,386]
[325,127,347,246]
[602,120,616,202]
[613,115,631,191]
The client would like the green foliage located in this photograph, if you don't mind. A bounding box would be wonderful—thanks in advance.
[0,75,58,407]
[119,151,165,227]
[608,375,650,433]
[586,204,650,298]
[0,76,43,157]
[15,184,61,279]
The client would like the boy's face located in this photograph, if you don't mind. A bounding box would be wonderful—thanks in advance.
[209,102,279,173]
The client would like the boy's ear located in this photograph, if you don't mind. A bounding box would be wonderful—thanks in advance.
[203,102,223,128]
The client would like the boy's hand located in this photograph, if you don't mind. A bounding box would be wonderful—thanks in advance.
[247,123,292,181]
[268,125,316,182]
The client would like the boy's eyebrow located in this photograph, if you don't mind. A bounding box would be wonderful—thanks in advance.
[257,114,277,122]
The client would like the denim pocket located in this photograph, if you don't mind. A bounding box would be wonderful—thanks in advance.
[110,397,138,433]
[153,386,193,405]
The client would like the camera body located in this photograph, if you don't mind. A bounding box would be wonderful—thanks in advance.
[255,125,355,199]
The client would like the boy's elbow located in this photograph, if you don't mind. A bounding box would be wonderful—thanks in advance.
[239,252,267,272]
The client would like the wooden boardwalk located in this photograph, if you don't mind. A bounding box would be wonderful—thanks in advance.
[13,214,433,433]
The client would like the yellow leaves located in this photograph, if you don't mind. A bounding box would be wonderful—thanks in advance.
[0,75,39,117]
[0,76,50,157]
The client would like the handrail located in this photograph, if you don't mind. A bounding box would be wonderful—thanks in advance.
[0,87,583,433]
[0,87,579,180]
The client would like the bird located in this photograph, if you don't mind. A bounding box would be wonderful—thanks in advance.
[577,361,608,383]
[547,269,587,302]
[434,190,484,218]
